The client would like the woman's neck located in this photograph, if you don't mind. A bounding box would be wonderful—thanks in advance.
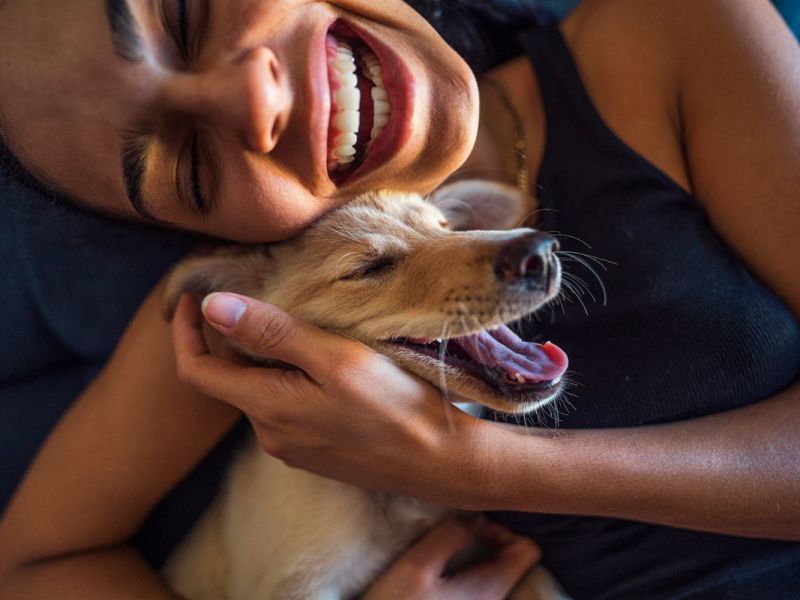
[453,56,546,194]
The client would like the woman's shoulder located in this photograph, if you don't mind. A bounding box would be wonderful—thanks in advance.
[563,0,790,80]
[562,0,800,319]
[556,0,694,192]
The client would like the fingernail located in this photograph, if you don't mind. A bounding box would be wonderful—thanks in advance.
[202,293,247,328]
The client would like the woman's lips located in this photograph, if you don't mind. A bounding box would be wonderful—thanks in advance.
[323,20,415,185]
[308,20,334,190]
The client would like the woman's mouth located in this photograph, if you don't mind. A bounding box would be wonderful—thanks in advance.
[323,21,412,185]
[326,29,388,181]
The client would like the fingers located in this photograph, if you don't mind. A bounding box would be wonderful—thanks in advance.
[398,518,475,577]
[449,521,541,597]
[201,292,374,383]
[171,294,310,414]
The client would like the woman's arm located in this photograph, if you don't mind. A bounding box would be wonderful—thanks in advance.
[178,292,800,540]
[484,0,800,538]
[481,381,800,539]
[0,281,242,598]
[0,284,541,599]
[173,0,800,540]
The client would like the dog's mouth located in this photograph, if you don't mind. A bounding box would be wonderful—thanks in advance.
[384,324,568,412]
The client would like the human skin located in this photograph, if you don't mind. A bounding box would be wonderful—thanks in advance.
[167,0,800,531]
[2,0,800,598]
[0,0,530,596]
[0,0,477,241]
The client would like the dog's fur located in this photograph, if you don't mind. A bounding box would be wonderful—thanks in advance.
[162,180,569,599]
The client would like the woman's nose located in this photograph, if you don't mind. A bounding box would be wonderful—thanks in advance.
[162,47,291,153]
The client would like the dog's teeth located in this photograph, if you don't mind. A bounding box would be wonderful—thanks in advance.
[552,376,562,385]
[514,372,526,384]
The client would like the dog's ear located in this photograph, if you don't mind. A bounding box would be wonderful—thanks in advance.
[162,247,273,320]
[429,179,534,231]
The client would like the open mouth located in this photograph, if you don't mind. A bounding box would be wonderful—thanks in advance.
[325,22,390,184]
[390,325,569,397]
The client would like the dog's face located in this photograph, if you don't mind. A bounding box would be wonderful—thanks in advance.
[165,180,568,414]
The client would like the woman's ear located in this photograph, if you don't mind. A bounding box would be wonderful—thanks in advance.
[429,179,535,231]
[162,247,273,319]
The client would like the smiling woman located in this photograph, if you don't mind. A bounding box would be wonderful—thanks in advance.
[0,0,524,596]
[0,0,477,240]
[2,0,800,599]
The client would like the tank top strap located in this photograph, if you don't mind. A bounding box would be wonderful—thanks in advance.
[516,19,693,233]
[517,21,617,165]
[523,17,679,173]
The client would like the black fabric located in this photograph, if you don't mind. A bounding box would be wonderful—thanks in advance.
[0,167,245,567]
[490,19,800,599]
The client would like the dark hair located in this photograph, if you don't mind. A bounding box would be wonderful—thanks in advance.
[404,0,540,75]
[0,126,95,217]
[0,131,52,196]
[0,119,118,219]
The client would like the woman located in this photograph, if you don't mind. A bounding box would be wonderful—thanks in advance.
[1,0,799,598]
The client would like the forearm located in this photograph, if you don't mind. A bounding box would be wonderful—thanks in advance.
[0,283,240,584]
[476,379,800,539]
[0,546,180,600]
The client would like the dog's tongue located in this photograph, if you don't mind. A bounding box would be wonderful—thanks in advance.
[454,325,568,383]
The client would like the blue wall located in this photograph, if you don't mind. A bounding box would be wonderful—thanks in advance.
[773,0,800,36]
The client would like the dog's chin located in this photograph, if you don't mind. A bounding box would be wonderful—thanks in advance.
[373,335,567,416]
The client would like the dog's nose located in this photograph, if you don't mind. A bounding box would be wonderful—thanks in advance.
[495,231,559,288]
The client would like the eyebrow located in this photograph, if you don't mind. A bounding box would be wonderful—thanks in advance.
[106,0,163,222]
[120,129,160,222]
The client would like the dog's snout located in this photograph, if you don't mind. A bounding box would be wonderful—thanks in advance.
[495,231,559,288]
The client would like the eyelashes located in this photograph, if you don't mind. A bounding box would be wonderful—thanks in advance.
[160,0,217,215]
[176,129,217,214]
[339,257,399,281]
[161,0,207,65]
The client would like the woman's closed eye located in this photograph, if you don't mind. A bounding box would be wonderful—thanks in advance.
[160,0,210,66]
[176,128,218,214]
[160,1,217,215]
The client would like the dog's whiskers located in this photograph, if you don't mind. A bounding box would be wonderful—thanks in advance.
[556,250,613,307]
[333,251,361,271]
[515,206,558,229]
[438,319,457,434]
[561,272,597,308]
[322,223,362,244]
[559,277,591,316]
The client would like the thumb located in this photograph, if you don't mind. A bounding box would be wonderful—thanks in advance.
[201,292,364,381]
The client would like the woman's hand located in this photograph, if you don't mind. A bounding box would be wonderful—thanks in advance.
[172,292,495,508]
[364,518,541,600]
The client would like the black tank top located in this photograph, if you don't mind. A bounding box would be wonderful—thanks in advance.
[490,17,800,599]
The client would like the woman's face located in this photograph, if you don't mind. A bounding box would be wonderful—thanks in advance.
[0,0,478,241]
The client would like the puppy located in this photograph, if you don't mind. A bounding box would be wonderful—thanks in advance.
[162,180,570,600]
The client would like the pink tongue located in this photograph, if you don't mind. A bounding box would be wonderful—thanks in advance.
[454,325,568,383]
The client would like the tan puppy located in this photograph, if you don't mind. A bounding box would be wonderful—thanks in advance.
[162,180,570,600]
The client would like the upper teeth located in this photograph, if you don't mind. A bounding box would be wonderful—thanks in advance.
[328,40,391,171]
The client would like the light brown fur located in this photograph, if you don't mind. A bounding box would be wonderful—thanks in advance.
[165,180,563,413]
[162,180,569,599]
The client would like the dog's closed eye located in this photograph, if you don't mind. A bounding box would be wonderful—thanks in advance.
[340,256,398,280]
